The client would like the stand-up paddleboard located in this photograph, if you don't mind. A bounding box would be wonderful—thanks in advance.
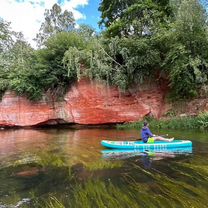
[101,140,192,150]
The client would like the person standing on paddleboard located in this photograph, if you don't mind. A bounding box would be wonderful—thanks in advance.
[141,121,174,143]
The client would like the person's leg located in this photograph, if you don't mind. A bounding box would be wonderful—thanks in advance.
[153,136,174,142]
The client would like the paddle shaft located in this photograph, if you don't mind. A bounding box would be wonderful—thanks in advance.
[154,134,169,137]
[102,134,169,141]
[138,134,169,140]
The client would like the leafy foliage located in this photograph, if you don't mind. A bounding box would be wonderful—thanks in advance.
[0,21,34,99]
[63,36,160,91]
[97,0,208,99]
[12,32,86,100]
[0,30,88,101]
[160,0,208,98]
[0,19,14,52]
[0,0,208,101]
[99,0,172,37]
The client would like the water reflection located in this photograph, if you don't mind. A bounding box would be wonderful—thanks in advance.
[0,128,141,168]
[102,146,193,169]
[102,146,193,159]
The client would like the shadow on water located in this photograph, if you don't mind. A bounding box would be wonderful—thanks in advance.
[0,128,207,207]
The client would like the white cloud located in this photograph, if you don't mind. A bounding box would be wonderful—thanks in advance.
[62,0,88,20]
[0,0,89,47]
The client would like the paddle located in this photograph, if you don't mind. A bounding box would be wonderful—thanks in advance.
[153,134,169,138]
[136,134,169,141]
[102,134,169,141]
[119,135,170,141]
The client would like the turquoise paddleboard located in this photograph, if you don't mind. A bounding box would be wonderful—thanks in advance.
[101,140,192,150]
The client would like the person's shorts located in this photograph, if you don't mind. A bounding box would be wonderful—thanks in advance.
[147,137,155,143]
[142,137,155,143]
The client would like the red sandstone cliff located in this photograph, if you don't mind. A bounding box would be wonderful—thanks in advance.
[0,79,167,127]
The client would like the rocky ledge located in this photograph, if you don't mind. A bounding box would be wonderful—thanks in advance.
[0,79,168,127]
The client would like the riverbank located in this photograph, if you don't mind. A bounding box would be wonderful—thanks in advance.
[117,112,208,130]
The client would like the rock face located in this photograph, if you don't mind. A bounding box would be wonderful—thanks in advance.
[0,79,167,127]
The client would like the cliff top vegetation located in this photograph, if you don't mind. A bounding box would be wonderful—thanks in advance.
[0,0,208,101]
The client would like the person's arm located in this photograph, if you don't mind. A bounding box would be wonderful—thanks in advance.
[147,128,153,137]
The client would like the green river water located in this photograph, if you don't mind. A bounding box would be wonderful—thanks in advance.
[0,127,207,208]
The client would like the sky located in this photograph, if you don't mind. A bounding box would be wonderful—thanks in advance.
[0,0,101,47]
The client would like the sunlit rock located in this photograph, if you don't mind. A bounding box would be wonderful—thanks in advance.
[0,79,167,127]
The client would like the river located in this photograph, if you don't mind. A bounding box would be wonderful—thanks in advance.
[0,127,207,208]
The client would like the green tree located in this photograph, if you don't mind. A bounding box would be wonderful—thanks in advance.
[0,22,34,99]
[162,0,208,99]
[26,32,86,100]
[0,19,15,98]
[7,34,36,99]
[35,3,75,47]
[95,0,168,88]
[0,19,14,52]
[99,0,172,37]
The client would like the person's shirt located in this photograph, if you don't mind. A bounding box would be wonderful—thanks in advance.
[141,126,153,142]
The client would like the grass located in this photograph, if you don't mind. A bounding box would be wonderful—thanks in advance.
[117,112,208,130]
[85,159,123,171]
[46,197,65,208]
[43,159,208,208]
